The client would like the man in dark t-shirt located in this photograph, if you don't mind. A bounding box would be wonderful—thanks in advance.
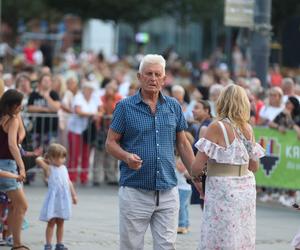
[27,73,60,147]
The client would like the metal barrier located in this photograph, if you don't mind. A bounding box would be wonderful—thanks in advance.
[22,112,59,149]
[21,112,116,185]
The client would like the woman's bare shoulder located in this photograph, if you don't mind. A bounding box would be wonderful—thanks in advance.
[205,121,222,140]
[1,116,17,130]
[6,116,19,128]
[206,121,221,131]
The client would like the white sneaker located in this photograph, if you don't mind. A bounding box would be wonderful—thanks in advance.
[278,195,287,205]
[5,235,13,246]
[259,194,271,202]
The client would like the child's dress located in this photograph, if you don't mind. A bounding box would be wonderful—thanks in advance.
[39,165,72,222]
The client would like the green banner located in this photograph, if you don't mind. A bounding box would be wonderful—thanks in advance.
[254,127,300,189]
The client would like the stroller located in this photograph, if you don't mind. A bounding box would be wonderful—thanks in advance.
[0,191,9,246]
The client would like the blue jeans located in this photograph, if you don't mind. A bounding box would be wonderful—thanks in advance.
[0,159,21,192]
[178,189,192,227]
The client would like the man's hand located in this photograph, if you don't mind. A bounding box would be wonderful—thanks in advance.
[126,153,143,170]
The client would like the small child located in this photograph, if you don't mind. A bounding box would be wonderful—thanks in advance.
[36,143,78,250]
[175,157,192,234]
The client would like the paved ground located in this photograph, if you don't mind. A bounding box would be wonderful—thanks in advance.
[2,174,300,250]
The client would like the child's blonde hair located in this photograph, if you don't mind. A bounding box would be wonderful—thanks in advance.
[45,143,67,160]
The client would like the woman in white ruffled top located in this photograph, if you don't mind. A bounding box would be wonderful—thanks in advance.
[191,84,265,250]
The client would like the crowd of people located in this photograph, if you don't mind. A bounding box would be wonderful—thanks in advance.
[0,43,299,249]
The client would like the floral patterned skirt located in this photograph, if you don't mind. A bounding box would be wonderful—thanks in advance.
[199,173,256,250]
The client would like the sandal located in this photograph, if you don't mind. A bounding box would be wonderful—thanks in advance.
[11,245,30,250]
[44,243,52,250]
[55,243,68,250]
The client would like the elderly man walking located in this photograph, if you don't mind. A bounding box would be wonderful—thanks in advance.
[106,54,197,250]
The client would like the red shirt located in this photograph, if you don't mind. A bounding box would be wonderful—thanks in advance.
[100,94,122,129]
[270,73,282,87]
[23,47,36,64]
[255,100,265,124]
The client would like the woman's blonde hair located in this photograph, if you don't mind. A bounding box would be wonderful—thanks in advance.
[46,143,67,160]
[216,84,250,128]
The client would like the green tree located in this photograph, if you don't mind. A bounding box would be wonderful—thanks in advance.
[166,0,223,24]
[1,0,60,33]
[272,0,300,39]
[45,0,171,30]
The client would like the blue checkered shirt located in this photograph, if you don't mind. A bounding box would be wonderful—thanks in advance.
[110,91,188,190]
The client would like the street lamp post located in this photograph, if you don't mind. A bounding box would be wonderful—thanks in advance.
[250,0,272,88]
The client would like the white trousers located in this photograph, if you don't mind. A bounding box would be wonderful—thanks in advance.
[119,186,179,250]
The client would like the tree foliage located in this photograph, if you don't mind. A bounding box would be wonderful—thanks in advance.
[3,0,298,39]
[272,0,300,37]
[165,0,223,24]
[2,0,224,28]
[1,0,60,30]
[44,0,170,26]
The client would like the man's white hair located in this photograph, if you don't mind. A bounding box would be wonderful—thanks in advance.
[171,85,185,95]
[282,77,294,87]
[139,54,166,74]
[209,84,224,96]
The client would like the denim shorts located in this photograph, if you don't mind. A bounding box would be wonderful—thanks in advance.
[0,159,22,192]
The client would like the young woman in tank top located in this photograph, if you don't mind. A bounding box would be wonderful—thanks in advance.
[0,89,30,250]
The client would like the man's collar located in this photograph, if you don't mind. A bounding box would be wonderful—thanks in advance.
[134,89,167,104]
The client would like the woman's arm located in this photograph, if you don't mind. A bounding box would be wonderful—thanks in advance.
[199,125,208,139]
[191,122,220,176]
[0,169,20,179]
[191,151,209,177]
[69,180,78,204]
[74,106,95,117]
[248,159,259,172]
[248,124,260,172]
[42,91,61,111]
[8,117,26,181]
[60,103,72,113]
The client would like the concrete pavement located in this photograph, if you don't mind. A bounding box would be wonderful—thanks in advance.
[2,177,299,250]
